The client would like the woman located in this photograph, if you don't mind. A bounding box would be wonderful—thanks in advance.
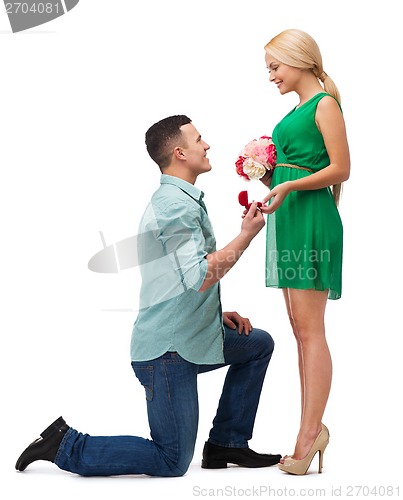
[259,29,350,475]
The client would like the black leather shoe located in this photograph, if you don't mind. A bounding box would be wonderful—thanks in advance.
[15,416,70,471]
[201,441,282,469]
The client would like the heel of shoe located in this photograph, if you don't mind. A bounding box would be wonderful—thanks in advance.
[318,438,329,473]
[40,417,66,439]
[201,459,228,469]
[318,449,324,473]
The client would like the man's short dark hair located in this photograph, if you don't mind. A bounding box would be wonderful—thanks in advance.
[145,115,192,170]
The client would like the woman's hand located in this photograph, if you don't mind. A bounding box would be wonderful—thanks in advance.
[260,181,293,214]
[223,311,252,335]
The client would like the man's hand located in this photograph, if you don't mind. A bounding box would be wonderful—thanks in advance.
[223,311,252,335]
[240,202,265,239]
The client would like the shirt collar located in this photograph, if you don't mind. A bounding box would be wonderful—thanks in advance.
[160,174,205,204]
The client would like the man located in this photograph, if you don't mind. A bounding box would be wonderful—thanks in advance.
[15,115,280,477]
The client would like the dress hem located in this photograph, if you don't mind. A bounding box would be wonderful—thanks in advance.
[265,283,341,300]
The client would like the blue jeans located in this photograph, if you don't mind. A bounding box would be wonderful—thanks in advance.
[55,326,274,477]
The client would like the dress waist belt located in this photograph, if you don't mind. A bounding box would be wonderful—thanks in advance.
[276,163,314,173]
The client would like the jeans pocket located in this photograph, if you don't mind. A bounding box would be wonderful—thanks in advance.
[132,364,154,401]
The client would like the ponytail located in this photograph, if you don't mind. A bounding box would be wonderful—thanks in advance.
[316,70,342,205]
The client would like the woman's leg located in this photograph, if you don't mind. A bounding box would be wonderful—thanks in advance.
[285,288,331,461]
[282,288,305,421]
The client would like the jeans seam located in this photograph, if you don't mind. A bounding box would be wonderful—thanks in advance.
[161,359,180,468]
[54,427,73,466]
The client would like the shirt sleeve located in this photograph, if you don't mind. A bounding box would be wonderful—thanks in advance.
[155,201,208,292]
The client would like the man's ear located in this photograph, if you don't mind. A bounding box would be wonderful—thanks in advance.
[173,146,186,161]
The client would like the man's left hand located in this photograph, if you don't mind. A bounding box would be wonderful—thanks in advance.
[223,311,252,335]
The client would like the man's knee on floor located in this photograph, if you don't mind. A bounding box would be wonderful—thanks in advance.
[164,455,192,477]
[156,444,194,477]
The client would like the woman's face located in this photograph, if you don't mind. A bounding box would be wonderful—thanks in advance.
[265,52,302,95]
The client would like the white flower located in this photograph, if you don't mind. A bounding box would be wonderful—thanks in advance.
[242,158,267,180]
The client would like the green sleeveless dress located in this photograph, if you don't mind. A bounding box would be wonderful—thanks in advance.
[266,92,343,299]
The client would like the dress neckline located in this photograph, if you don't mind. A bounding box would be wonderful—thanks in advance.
[293,92,327,111]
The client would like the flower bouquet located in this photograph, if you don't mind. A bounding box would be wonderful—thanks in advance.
[235,136,276,181]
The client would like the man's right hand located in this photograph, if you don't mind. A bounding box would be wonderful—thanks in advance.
[240,202,265,241]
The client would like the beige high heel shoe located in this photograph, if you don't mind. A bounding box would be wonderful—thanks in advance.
[278,424,329,475]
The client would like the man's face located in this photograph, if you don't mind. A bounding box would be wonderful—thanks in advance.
[179,123,211,176]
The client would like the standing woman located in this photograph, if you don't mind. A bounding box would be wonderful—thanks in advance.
[259,29,350,475]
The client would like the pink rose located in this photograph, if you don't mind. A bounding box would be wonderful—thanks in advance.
[265,143,277,167]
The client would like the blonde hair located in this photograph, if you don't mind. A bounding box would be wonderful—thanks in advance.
[265,29,342,203]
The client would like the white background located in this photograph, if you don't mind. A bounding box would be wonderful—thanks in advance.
[1,0,402,498]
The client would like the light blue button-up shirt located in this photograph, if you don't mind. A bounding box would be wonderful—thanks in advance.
[131,175,224,364]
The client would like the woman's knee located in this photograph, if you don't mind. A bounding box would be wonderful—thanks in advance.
[292,316,325,344]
